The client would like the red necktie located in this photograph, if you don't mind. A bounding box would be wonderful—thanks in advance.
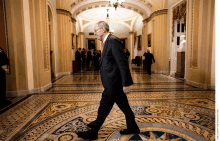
[101,42,105,54]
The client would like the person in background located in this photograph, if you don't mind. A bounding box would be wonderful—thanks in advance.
[75,48,81,71]
[0,47,11,109]
[77,21,140,140]
[143,49,155,75]
[125,49,130,64]
[86,49,92,68]
[91,49,95,68]
[81,48,86,69]
[94,50,101,70]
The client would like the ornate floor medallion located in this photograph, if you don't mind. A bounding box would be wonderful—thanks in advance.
[111,127,199,141]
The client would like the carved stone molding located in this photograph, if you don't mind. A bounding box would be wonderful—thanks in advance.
[73,3,145,18]
[143,9,168,23]
[57,9,76,23]
[79,32,84,35]
[57,9,71,17]
[71,17,76,23]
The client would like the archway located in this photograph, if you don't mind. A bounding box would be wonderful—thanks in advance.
[170,0,187,78]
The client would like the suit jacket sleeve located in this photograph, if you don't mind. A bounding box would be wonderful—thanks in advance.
[152,54,155,63]
[0,48,9,67]
[110,38,133,86]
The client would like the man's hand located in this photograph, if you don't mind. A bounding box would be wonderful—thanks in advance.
[1,65,9,74]
[123,86,130,94]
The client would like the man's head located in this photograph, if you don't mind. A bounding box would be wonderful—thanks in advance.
[78,48,81,51]
[147,49,150,53]
[94,21,109,41]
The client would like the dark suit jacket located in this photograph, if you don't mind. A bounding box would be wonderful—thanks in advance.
[87,51,92,61]
[125,51,130,58]
[99,34,133,94]
[143,52,155,65]
[81,50,86,60]
[0,47,9,74]
[75,50,81,61]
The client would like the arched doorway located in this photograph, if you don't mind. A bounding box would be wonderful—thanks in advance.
[170,0,187,78]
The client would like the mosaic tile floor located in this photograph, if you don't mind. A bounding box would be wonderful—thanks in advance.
[0,66,215,141]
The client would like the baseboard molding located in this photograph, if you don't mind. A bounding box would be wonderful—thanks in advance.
[170,71,176,77]
[40,83,52,92]
[152,70,169,75]
[7,83,52,97]
[186,80,214,90]
[211,85,215,90]
[55,72,71,78]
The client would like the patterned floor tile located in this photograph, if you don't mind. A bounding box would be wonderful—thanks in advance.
[0,66,215,141]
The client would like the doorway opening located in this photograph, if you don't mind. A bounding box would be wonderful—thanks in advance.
[48,5,55,80]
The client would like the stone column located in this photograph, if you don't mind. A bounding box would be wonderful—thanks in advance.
[57,9,72,74]
[129,32,134,64]
[4,0,36,96]
[78,32,84,49]
[72,18,77,61]
[186,0,215,89]
[142,20,148,54]
[146,9,168,74]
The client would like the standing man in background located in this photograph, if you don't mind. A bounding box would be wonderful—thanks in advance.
[75,48,81,71]
[125,49,130,64]
[81,48,86,69]
[86,49,92,68]
[143,49,155,75]
[0,47,10,109]
[77,21,140,140]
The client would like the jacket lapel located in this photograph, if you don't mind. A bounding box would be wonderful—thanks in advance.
[99,34,111,66]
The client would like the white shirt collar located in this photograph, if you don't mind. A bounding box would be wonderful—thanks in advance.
[103,33,110,43]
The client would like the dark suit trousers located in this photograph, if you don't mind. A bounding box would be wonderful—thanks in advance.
[146,64,152,75]
[0,70,7,103]
[88,89,138,132]
[77,60,81,71]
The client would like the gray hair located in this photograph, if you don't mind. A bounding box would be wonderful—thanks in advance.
[97,21,109,32]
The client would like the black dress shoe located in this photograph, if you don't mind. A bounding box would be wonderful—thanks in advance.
[77,130,98,140]
[120,128,140,135]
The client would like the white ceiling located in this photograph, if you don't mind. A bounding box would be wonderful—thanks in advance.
[78,7,139,22]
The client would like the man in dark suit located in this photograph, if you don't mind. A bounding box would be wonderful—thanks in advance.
[75,48,81,71]
[86,49,92,67]
[125,49,130,64]
[77,21,140,140]
[143,49,155,75]
[0,47,11,109]
[81,48,86,68]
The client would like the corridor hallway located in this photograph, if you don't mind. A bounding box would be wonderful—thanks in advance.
[0,66,215,141]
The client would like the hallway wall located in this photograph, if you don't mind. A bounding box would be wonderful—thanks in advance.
[133,15,144,58]
[145,10,168,74]
[3,0,62,96]
[57,10,72,74]
[147,21,152,52]
[185,0,215,89]
[211,13,215,90]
